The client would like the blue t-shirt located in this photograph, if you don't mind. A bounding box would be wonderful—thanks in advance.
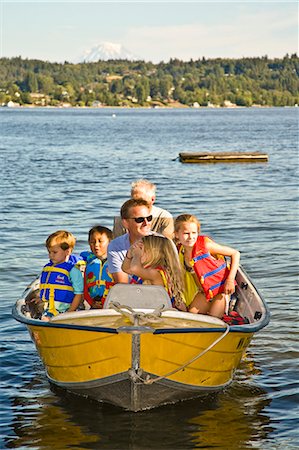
[107,233,130,274]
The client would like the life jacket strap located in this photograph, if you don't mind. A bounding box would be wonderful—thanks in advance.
[40,283,74,291]
[191,252,210,265]
[201,262,227,280]
[42,266,71,276]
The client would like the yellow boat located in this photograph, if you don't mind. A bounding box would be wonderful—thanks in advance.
[12,266,269,411]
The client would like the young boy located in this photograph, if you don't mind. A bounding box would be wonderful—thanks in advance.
[40,230,84,320]
[82,225,114,309]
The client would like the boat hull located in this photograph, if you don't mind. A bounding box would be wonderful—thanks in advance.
[20,311,252,411]
[13,267,269,411]
[47,331,251,411]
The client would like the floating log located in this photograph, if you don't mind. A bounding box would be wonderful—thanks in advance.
[179,151,269,163]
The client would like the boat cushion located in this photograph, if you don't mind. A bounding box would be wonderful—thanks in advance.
[104,284,173,310]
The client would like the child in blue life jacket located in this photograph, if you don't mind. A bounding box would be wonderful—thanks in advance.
[82,225,114,309]
[174,214,240,319]
[40,230,84,321]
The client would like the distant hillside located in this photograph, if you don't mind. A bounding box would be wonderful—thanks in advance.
[0,55,298,107]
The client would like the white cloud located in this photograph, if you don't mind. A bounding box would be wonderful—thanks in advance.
[1,1,297,63]
[124,9,298,62]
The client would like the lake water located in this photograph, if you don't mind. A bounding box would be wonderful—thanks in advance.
[0,107,298,449]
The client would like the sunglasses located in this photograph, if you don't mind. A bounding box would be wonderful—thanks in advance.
[129,215,153,224]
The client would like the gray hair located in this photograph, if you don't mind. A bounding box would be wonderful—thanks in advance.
[131,179,156,195]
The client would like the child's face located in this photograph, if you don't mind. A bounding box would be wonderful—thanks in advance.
[175,222,198,248]
[48,245,71,265]
[89,232,110,259]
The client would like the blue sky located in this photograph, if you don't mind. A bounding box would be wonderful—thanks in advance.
[0,1,298,62]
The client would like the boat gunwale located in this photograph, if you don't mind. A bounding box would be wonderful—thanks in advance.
[12,303,269,335]
[237,265,270,330]
[12,264,270,335]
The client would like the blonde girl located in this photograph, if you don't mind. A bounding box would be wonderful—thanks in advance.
[174,214,201,308]
[122,235,186,311]
[175,214,240,319]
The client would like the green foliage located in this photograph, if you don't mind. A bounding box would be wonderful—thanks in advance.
[0,55,298,107]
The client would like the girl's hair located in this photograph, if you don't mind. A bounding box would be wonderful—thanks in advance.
[46,230,76,250]
[141,235,184,303]
[174,214,201,233]
[88,225,113,242]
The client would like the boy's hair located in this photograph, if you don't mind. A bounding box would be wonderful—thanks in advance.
[141,235,184,301]
[120,198,150,219]
[88,225,113,242]
[45,230,76,250]
[174,214,201,233]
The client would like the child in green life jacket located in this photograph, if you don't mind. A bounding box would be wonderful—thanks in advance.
[40,230,84,321]
[82,225,114,309]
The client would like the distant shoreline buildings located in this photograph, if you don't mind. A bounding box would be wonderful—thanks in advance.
[1,54,298,108]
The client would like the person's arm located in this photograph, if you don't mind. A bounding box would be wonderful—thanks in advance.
[107,240,129,284]
[68,266,84,311]
[121,247,134,274]
[159,217,174,239]
[154,215,174,239]
[112,271,129,283]
[68,293,83,312]
[206,239,240,295]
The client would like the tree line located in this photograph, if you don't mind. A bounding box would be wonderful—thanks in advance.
[0,54,298,107]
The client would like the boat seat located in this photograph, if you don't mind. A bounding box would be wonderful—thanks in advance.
[104,284,173,310]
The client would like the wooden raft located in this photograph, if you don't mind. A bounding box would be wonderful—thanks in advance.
[179,151,269,163]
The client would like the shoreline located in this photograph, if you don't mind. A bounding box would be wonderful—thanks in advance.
[2,103,297,110]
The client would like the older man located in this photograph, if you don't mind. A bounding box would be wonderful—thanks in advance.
[108,198,153,283]
[113,179,174,239]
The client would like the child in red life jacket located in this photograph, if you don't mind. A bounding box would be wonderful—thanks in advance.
[40,230,84,321]
[122,234,186,311]
[174,214,202,308]
[82,225,114,309]
[175,214,240,319]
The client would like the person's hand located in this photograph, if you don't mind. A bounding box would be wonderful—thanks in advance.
[131,241,143,257]
[91,300,103,309]
[224,278,235,295]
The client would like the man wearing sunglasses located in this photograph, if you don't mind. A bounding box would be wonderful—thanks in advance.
[108,198,154,283]
[113,179,174,239]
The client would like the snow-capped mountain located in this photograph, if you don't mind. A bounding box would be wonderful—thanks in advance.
[76,42,139,63]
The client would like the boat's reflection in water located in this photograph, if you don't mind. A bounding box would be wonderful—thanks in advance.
[6,353,272,449]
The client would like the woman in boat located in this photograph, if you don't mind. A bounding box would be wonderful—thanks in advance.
[174,214,240,319]
[122,234,186,311]
[81,225,114,309]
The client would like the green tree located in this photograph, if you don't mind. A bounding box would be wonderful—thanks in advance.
[0,55,298,107]
[159,75,173,98]
[38,74,54,94]
[27,72,38,92]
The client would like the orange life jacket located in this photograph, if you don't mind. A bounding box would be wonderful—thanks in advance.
[191,235,234,301]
